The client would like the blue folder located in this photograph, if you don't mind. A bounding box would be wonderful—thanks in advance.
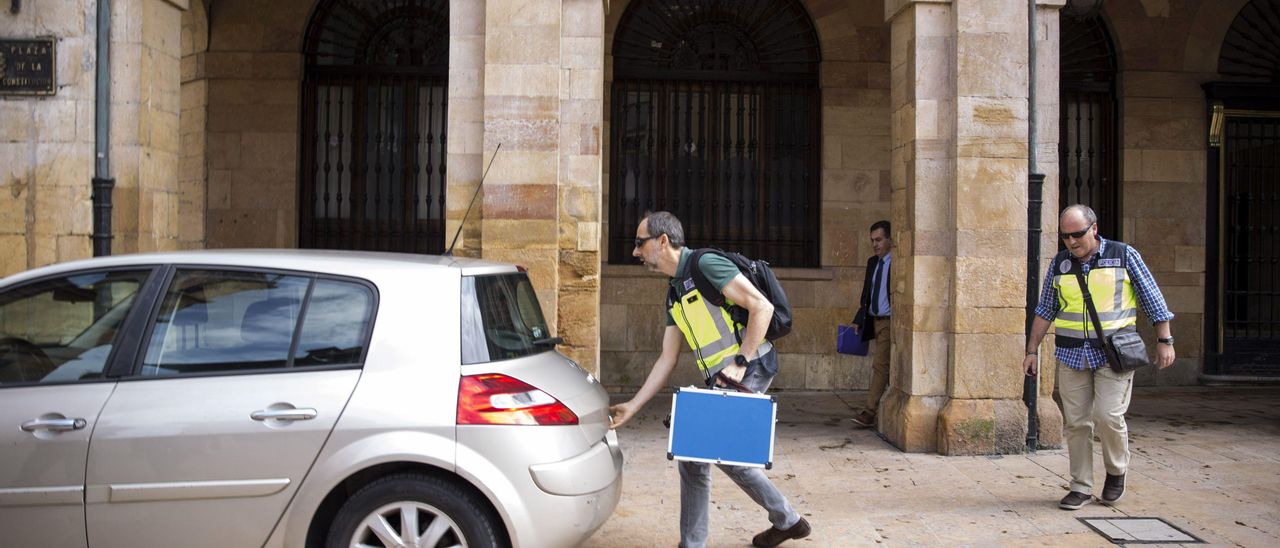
[667,386,777,468]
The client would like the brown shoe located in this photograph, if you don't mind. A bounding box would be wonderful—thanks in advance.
[850,410,876,428]
[1101,473,1125,504]
[753,517,811,547]
[1059,491,1092,510]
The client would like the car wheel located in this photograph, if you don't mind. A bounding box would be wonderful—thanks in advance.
[327,473,504,548]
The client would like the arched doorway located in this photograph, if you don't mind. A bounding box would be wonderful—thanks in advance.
[1059,12,1120,236]
[299,0,448,252]
[1205,0,1280,376]
[608,0,821,267]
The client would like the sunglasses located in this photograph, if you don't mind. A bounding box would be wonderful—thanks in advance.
[634,235,658,248]
[1060,224,1094,241]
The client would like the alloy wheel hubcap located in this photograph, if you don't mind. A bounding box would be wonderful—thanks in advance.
[350,501,466,548]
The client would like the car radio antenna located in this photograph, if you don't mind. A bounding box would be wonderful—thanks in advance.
[445,143,501,257]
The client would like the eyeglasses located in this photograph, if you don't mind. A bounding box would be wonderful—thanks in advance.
[634,235,658,248]
[1060,224,1094,241]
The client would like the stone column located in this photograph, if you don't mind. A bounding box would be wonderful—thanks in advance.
[481,0,561,324]
[556,0,605,374]
[112,0,188,254]
[479,0,604,374]
[880,0,956,453]
[1031,0,1064,449]
[178,0,208,250]
[884,0,1059,454]
[446,0,486,256]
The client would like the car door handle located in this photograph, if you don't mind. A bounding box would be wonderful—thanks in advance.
[250,408,318,422]
[21,418,88,432]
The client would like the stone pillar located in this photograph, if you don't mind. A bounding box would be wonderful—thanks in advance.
[1031,0,1064,450]
[446,0,486,256]
[112,0,188,254]
[880,0,955,453]
[481,0,562,325]
[479,0,604,374]
[885,0,1059,454]
[556,0,605,374]
[178,0,208,250]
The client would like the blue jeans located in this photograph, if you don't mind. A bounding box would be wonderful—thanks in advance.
[678,349,801,548]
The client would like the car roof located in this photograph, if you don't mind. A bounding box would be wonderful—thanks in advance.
[0,249,519,286]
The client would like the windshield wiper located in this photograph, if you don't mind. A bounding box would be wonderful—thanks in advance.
[532,336,563,346]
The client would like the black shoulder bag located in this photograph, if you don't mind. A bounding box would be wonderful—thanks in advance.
[1074,271,1150,373]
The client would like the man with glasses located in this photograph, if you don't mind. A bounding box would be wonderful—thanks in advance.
[609,211,810,547]
[1022,204,1176,510]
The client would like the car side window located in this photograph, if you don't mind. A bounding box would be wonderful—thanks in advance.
[142,270,310,376]
[0,270,151,386]
[292,280,374,366]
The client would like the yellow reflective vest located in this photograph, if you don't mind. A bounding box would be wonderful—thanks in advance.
[1051,243,1138,347]
[666,260,765,377]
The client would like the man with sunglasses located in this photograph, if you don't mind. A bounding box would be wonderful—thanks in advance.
[1022,204,1175,511]
[609,211,810,547]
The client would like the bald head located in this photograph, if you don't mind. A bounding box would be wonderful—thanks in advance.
[1060,204,1098,227]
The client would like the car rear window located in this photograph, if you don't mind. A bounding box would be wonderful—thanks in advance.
[460,273,555,365]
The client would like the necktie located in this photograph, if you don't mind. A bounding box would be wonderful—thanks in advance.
[870,258,883,316]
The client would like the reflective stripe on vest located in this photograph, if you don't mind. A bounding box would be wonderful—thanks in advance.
[1053,263,1138,347]
[669,287,743,376]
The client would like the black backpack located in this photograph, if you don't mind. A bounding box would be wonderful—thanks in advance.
[684,248,793,341]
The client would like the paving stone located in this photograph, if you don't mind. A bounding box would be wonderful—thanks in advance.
[586,386,1280,546]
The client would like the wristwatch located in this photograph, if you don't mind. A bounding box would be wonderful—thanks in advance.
[734,354,750,367]
[1157,337,1174,346]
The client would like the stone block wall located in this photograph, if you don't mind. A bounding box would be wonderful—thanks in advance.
[599,0,892,391]
[202,0,309,249]
[1,0,189,277]
[1,1,99,275]
[111,0,187,255]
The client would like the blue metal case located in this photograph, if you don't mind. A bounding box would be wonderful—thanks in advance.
[667,386,777,468]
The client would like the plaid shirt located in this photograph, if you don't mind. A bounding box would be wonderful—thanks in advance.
[1035,237,1175,370]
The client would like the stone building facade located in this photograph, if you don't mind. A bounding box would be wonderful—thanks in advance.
[3,0,1276,454]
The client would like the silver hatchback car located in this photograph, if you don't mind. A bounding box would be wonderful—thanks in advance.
[0,250,622,548]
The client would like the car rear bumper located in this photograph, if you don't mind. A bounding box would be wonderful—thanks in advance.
[457,427,623,548]
[530,429,623,495]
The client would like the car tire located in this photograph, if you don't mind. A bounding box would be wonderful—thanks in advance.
[326,473,504,548]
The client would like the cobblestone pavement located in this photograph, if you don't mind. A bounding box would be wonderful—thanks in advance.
[585,386,1280,547]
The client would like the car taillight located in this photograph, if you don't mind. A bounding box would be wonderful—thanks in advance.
[457,374,579,425]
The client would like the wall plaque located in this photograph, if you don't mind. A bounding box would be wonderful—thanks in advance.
[0,38,56,95]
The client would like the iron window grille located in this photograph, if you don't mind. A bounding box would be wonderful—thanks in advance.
[299,0,448,253]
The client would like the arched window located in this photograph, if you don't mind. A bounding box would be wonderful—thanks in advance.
[1218,0,1280,83]
[609,0,821,267]
[300,0,448,252]
[1059,13,1119,236]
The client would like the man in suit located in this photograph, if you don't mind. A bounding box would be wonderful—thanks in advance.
[852,220,891,428]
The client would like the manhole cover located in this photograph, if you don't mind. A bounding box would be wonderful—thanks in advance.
[1079,517,1204,544]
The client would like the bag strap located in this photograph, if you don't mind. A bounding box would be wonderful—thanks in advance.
[1073,270,1108,343]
